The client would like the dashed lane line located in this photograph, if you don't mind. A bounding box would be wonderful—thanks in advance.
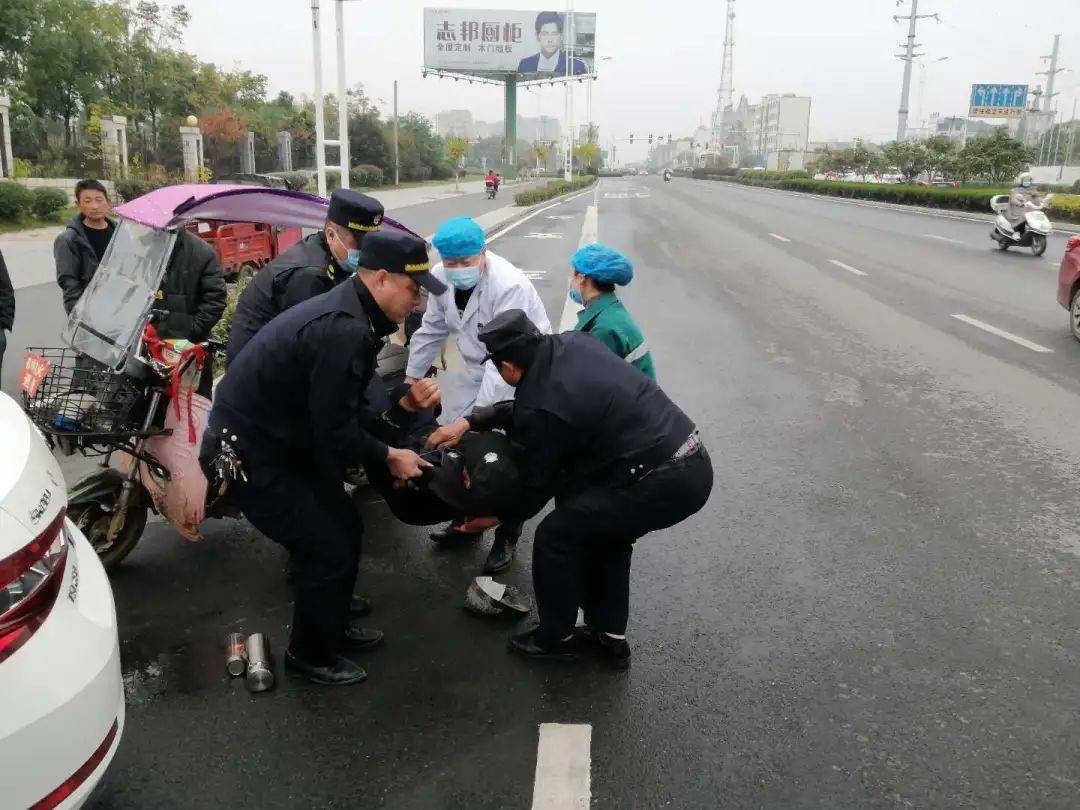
[768,232,791,242]
[924,234,964,245]
[531,723,591,810]
[950,314,1054,353]
[828,259,868,277]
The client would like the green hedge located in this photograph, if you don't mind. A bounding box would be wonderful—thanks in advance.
[694,171,1080,224]
[514,175,596,206]
[0,181,34,221]
[30,187,68,220]
[349,164,385,187]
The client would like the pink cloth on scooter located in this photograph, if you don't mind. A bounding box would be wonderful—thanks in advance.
[140,391,211,541]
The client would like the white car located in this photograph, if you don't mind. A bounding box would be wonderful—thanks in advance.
[0,391,124,808]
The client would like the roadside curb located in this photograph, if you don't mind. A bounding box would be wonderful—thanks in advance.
[697,180,1080,235]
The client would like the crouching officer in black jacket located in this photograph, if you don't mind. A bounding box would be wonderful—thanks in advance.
[427,310,713,669]
[203,230,447,685]
[226,189,384,364]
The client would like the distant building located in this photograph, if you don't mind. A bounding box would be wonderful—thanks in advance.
[760,94,811,170]
[472,116,562,142]
[717,93,810,168]
[435,110,475,139]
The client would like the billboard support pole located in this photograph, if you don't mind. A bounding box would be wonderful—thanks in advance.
[504,76,518,180]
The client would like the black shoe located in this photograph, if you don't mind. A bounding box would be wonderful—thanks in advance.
[350,595,373,617]
[482,535,517,574]
[508,628,580,661]
[578,627,631,670]
[430,523,482,546]
[284,650,368,685]
[342,624,385,650]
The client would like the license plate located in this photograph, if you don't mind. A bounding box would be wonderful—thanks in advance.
[20,353,51,397]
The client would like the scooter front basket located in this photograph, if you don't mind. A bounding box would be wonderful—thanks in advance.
[20,347,155,440]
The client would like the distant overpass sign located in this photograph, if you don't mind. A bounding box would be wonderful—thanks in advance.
[968,84,1028,118]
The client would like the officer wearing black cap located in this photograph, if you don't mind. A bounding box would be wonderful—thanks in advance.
[203,230,447,686]
[226,188,384,364]
[427,309,714,669]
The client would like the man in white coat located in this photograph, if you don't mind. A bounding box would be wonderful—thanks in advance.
[405,216,551,573]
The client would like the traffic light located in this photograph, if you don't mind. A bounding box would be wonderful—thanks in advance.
[649,134,653,144]
[668,134,672,143]
[629,133,634,144]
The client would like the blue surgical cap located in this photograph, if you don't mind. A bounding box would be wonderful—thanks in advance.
[433,216,486,259]
[570,243,634,286]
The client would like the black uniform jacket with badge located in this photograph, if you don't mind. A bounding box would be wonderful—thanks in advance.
[226,232,346,364]
[210,275,399,476]
[471,331,695,520]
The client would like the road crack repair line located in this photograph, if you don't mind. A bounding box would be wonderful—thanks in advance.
[950,314,1054,353]
[531,723,591,810]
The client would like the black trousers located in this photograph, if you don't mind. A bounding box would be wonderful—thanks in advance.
[230,457,363,666]
[532,448,714,644]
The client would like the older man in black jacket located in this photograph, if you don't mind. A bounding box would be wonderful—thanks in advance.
[154,229,227,343]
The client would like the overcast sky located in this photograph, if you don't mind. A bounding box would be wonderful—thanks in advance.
[181,0,1079,162]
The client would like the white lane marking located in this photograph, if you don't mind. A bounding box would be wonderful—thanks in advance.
[829,259,868,277]
[486,186,596,243]
[524,232,564,239]
[547,215,575,220]
[558,204,599,331]
[950,314,1054,353]
[924,234,964,244]
[531,723,591,810]
[768,232,791,242]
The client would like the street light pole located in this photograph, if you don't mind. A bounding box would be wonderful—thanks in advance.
[393,80,400,186]
[311,0,327,196]
[564,0,575,181]
[310,0,351,197]
[335,0,350,189]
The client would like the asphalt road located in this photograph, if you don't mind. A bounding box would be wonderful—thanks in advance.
[43,175,1080,807]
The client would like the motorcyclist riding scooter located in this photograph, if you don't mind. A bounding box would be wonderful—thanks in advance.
[485,170,500,199]
[663,169,672,182]
[990,171,1055,257]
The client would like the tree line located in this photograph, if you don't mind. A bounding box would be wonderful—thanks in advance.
[807,130,1039,185]
[0,0,454,187]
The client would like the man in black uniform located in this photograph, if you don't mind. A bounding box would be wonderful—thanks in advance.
[427,310,713,669]
[203,230,447,685]
[225,189,384,364]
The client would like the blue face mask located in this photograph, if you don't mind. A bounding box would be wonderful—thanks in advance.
[447,267,481,290]
[341,248,360,274]
[569,285,585,306]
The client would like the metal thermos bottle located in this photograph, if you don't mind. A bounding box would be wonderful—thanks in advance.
[245,633,275,693]
[225,633,247,677]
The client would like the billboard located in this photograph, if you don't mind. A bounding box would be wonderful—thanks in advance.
[968,84,1028,118]
[424,8,596,78]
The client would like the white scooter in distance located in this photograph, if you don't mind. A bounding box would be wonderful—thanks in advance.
[990,193,1054,257]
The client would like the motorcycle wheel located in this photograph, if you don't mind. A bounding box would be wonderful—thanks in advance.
[70,499,149,570]
[996,239,1009,251]
[1031,234,1047,257]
